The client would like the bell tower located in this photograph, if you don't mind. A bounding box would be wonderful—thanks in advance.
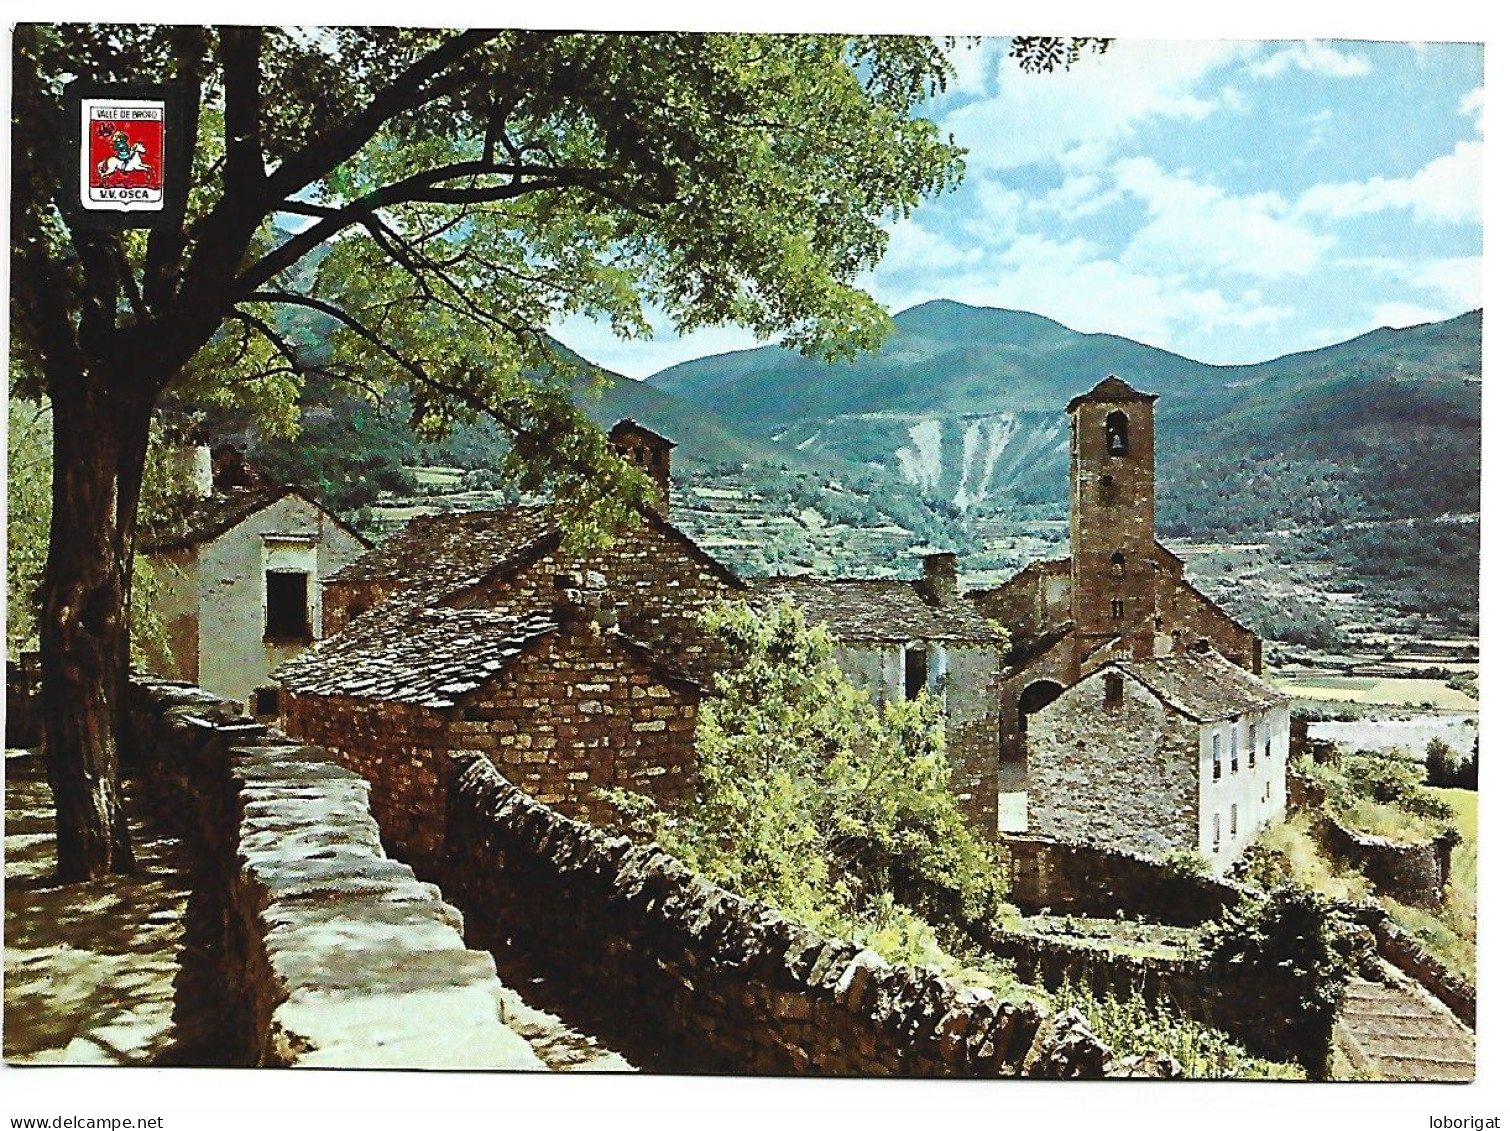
[1066,376,1158,658]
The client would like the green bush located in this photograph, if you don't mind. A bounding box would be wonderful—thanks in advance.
[604,598,1010,955]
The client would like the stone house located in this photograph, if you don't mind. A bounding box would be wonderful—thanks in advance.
[969,376,1263,764]
[278,572,700,873]
[140,447,369,714]
[278,420,741,848]
[1026,643,1289,873]
[754,552,1008,837]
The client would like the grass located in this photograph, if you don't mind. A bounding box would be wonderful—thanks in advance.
[1376,787,1476,984]
[1274,675,1477,710]
[1251,775,1475,986]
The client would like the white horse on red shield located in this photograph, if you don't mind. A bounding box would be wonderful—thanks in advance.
[97,141,152,182]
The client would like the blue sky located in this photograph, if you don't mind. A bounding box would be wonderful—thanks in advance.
[553,37,1483,378]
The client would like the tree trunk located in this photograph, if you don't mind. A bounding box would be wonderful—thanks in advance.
[38,373,153,882]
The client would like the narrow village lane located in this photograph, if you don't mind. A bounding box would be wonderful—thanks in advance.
[3,751,194,1064]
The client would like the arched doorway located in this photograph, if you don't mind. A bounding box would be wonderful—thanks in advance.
[1018,679,1065,733]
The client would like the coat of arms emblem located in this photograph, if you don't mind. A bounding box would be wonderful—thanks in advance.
[80,98,166,213]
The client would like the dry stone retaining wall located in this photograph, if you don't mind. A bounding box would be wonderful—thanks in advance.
[128,677,542,1070]
[1343,902,1475,1028]
[1319,815,1454,908]
[441,752,1121,1077]
[998,835,1246,926]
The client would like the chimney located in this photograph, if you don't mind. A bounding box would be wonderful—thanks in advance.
[552,570,617,635]
[920,551,958,605]
[165,442,214,499]
[608,419,675,517]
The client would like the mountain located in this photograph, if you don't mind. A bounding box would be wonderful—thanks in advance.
[647,299,1479,512]
[647,301,1481,631]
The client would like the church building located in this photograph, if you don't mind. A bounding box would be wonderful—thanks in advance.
[969,376,1266,766]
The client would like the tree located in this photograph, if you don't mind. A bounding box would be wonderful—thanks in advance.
[606,600,1007,939]
[11,25,1107,880]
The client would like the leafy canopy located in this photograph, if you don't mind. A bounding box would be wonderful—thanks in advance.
[11,27,1026,541]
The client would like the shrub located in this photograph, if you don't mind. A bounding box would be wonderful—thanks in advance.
[604,598,1011,953]
[1200,884,1369,1077]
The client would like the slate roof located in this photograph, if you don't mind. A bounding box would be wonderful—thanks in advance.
[1065,375,1158,413]
[141,486,292,552]
[325,506,562,595]
[140,485,371,554]
[753,576,1008,644]
[1114,647,1286,722]
[276,608,560,708]
[326,503,742,603]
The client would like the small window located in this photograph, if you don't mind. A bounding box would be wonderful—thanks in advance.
[1110,551,1127,577]
[1098,472,1116,504]
[1264,780,1271,803]
[1212,733,1222,781]
[1105,411,1130,457]
[253,687,280,717]
[1230,724,1239,773]
[1104,672,1124,710]
[1231,804,1238,836]
[1212,812,1221,852]
[1264,720,1272,758]
[265,571,311,641]
[904,646,927,701]
[1110,599,1125,620]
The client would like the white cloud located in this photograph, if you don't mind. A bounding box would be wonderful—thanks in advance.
[1115,158,1333,279]
[1460,85,1484,134]
[1248,41,1372,79]
[943,39,1255,172]
[1297,140,1482,225]
[1032,173,1124,221]
[869,220,1293,360]
[1372,301,1453,329]
[1338,254,1481,311]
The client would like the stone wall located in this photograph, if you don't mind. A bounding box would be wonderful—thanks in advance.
[1027,671,1201,858]
[997,836,1247,926]
[449,628,698,826]
[282,690,453,874]
[467,515,742,681]
[978,924,1330,1078]
[441,753,1125,1078]
[282,625,700,875]
[1318,815,1455,908]
[1344,903,1475,1028]
[128,677,542,1070]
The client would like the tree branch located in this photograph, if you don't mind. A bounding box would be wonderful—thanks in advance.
[220,27,266,195]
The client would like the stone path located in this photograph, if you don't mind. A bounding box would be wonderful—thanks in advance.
[1333,967,1475,1081]
[4,751,195,1064]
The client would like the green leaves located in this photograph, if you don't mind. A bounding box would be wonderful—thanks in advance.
[605,598,1007,948]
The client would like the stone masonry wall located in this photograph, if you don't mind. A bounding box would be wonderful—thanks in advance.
[452,630,698,827]
[322,577,399,637]
[442,754,1127,1078]
[1319,815,1455,909]
[1343,902,1475,1028]
[942,644,1002,837]
[1027,672,1201,858]
[127,677,542,1070]
[282,689,453,876]
[977,924,1330,1078]
[997,836,1247,926]
[467,518,741,680]
[283,627,699,873]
